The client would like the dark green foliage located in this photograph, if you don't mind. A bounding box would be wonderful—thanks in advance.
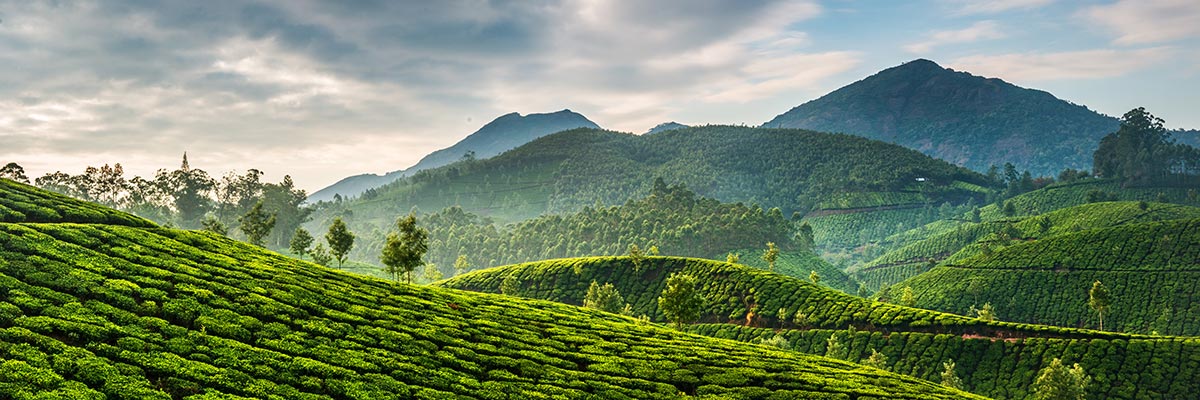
[734,250,860,294]
[583,281,625,314]
[288,228,313,259]
[236,200,276,247]
[0,179,156,227]
[379,213,428,283]
[1031,358,1089,400]
[324,218,354,269]
[692,324,1200,400]
[1094,108,1200,185]
[200,215,227,236]
[0,197,980,399]
[763,59,1122,176]
[0,163,29,183]
[900,218,1200,334]
[308,125,990,260]
[658,273,702,328]
[354,184,803,278]
[1089,280,1112,332]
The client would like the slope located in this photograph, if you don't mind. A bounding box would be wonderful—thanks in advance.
[441,256,1200,400]
[309,125,993,261]
[897,218,1200,335]
[763,59,1120,175]
[857,201,1200,292]
[0,181,977,399]
[308,110,599,203]
[0,178,155,227]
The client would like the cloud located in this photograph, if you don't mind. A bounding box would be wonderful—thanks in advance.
[904,20,1005,54]
[0,0,847,191]
[946,0,1055,15]
[1082,0,1200,45]
[947,47,1173,81]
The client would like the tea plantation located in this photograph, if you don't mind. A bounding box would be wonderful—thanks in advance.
[0,180,981,399]
[898,218,1200,335]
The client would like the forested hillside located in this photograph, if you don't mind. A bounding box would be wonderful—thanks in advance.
[0,179,978,399]
[763,59,1120,176]
[342,181,803,277]
[309,125,992,268]
[895,218,1200,335]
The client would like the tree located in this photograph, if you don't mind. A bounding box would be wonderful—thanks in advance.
[325,217,355,269]
[971,303,996,322]
[0,163,29,183]
[421,263,443,283]
[658,273,702,328]
[237,201,276,247]
[261,175,312,248]
[160,153,215,228]
[795,222,815,251]
[627,244,646,271]
[863,348,888,370]
[1089,280,1111,331]
[900,286,916,307]
[1094,107,1176,184]
[725,252,740,263]
[310,243,333,267]
[940,359,963,390]
[762,242,780,272]
[583,281,625,313]
[289,228,314,259]
[200,215,228,236]
[500,273,520,296]
[453,255,471,276]
[1031,358,1090,400]
[825,334,843,360]
[380,213,428,283]
[808,270,821,285]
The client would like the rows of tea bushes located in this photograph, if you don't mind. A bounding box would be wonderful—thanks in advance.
[439,256,1140,341]
[729,249,861,294]
[0,221,983,399]
[0,178,154,227]
[976,179,1198,221]
[803,207,941,250]
[858,202,1200,292]
[692,324,1200,400]
[897,218,1200,334]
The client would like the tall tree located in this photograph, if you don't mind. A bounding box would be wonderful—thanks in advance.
[762,242,780,272]
[940,359,963,390]
[262,175,311,248]
[1094,107,1189,184]
[159,153,215,227]
[290,228,314,259]
[0,162,29,183]
[453,255,471,276]
[326,217,355,269]
[900,286,916,307]
[237,200,276,247]
[1089,280,1112,331]
[1031,358,1090,400]
[627,244,646,271]
[658,273,702,328]
[380,213,428,283]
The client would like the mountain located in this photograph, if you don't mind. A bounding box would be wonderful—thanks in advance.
[307,110,599,202]
[306,126,994,264]
[645,121,689,135]
[0,179,980,399]
[763,59,1120,176]
[893,217,1200,335]
[440,256,1200,399]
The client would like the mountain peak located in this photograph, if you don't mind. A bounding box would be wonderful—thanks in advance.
[761,60,1119,176]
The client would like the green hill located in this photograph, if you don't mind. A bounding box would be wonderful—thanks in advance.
[440,256,1200,399]
[731,250,861,294]
[0,179,978,399]
[763,59,1120,176]
[695,325,1200,400]
[0,178,155,227]
[895,218,1200,335]
[343,181,802,274]
[857,201,1200,292]
[308,125,992,267]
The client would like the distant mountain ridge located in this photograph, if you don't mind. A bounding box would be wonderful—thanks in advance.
[645,121,689,135]
[308,109,599,202]
[763,59,1121,176]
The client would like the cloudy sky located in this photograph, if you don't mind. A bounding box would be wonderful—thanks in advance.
[2,0,1198,192]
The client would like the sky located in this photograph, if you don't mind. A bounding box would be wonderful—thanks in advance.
[1,0,1198,193]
